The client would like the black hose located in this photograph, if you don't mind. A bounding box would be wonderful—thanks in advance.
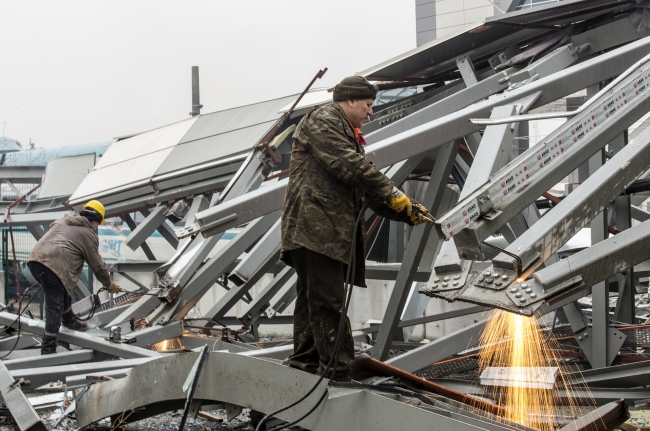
[75,288,107,322]
[255,201,371,431]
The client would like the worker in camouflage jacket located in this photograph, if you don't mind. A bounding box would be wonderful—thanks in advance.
[281,76,430,380]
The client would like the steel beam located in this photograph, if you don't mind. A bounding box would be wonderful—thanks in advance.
[178,38,650,239]
[373,141,460,360]
[0,312,161,359]
[361,305,486,334]
[0,166,45,184]
[385,320,486,373]
[238,266,294,327]
[125,204,170,251]
[439,55,650,258]
[229,219,280,286]
[0,211,66,227]
[165,211,281,323]
[121,214,156,260]
[2,350,93,371]
[265,274,298,318]
[12,357,155,389]
[0,361,46,431]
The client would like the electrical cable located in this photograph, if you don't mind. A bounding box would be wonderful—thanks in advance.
[255,201,371,431]
[0,282,42,360]
[75,287,107,322]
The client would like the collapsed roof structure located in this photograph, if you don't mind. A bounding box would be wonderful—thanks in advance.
[3,1,650,429]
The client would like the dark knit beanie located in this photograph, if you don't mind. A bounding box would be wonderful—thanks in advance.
[333,76,378,101]
[80,209,103,224]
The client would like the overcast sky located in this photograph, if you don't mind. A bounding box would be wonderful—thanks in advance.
[0,1,415,148]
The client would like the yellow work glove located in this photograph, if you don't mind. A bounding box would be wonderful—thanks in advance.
[106,282,121,294]
[410,200,435,226]
[386,187,412,215]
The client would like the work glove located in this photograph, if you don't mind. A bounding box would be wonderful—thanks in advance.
[386,187,412,215]
[106,282,121,294]
[409,200,435,226]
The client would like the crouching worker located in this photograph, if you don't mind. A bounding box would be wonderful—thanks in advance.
[27,200,120,355]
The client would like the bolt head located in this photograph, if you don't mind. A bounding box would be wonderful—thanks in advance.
[578,336,583,341]
[478,277,484,282]
[515,293,522,298]
[501,274,508,280]
[583,333,588,338]
[453,281,458,286]
[521,283,528,288]
[530,293,537,298]
[485,272,491,277]
[525,288,532,293]
[496,281,502,286]
[519,298,526,303]
[486,278,493,284]
[442,283,448,287]
[443,276,450,282]
[454,275,461,280]
[510,288,518,293]
[434,278,440,283]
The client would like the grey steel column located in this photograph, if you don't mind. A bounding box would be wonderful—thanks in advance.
[125,204,170,251]
[121,213,156,260]
[589,147,609,369]
[373,141,459,360]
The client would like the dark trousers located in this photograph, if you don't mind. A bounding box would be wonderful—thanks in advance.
[27,262,75,353]
[287,248,354,379]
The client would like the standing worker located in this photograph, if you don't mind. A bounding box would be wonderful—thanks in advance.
[281,76,432,380]
[27,200,120,355]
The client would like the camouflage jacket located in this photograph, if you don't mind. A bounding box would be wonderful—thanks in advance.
[280,102,412,286]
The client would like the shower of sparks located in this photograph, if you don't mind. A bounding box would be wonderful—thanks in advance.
[477,309,598,430]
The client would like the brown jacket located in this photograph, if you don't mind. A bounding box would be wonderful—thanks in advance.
[28,213,112,296]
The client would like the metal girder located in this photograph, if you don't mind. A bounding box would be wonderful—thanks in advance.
[265,274,298,318]
[0,361,46,431]
[163,211,281,323]
[3,350,93,370]
[125,321,183,348]
[202,248,281,323]
[0,166,45,184]
[0,335,39,351]
[365,264,431,281]
[121,214,156,260]
[501,216,650,317]
[118,272,150,291]
[385,320,486,373]
[361,305,487,334]
[373,141,460,360]
[107,261,166,273]
[566,361,650,388]
[456,55,480,87]
[431,378,645,406]
[12,357,155,389]
[66,368,132,389]
[125,204,170,251]
[77,351,518,431]
[229,218,280,286]
[0,211,66,227]
[0,312,161,359]
[179,38,650,239]
[434,92,541,276]
[438,53,650,259]
[238,266,294,327]
[445,125,650,313]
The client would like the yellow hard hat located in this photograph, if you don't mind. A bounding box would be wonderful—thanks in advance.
[83,200,105,225]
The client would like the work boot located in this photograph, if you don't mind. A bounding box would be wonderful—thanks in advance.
[62,320,88,331]
[41,336,58,355]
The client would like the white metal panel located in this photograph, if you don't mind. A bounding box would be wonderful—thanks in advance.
[92,118,197,171]
[37,153,96,199]
[71,118,197,201]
